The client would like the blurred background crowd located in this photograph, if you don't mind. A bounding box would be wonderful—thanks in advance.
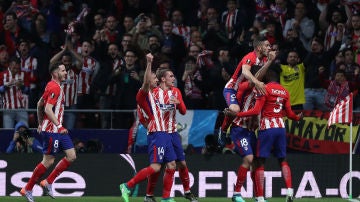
[0,0,359,132]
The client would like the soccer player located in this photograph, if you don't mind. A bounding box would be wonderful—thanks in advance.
[148,67,198,202]
[226,70,302,202]
[229,81,257,202]
[120,54,177,202]
[137,55,197,202]
[20,62,76,202]
[220,36,275,138]
[229,64,272,202]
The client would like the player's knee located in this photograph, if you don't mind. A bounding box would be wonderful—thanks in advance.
[66,154,76,162]
[229,104,240,112]
[176,160,186,169]
[166,161,176,170]
[65,151,77,162]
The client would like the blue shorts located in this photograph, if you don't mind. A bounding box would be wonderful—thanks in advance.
[147,132,176,164]
[223,88,238,106]
[257,128,287,158]
[41,132,74,155]
[230,126,257,157]
[169,132,185,162]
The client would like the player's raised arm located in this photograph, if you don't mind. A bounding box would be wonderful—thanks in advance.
[254,50,277,81]
[141,53,154,92]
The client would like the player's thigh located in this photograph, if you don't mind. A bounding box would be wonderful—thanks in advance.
[147,132,176,164]
[223,88,238,107]
[170,132,185,161]
[41,132,62,155]
[231,126,256,157]
[60,134,75,151]
[257,129,275,158]
[272,128,287,158]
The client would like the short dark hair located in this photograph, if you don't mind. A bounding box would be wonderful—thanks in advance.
[253,36,267,48]
[49,62,62,73]
[9,56,20,64]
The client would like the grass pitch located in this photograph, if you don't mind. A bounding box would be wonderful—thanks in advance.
[0,196,352,202]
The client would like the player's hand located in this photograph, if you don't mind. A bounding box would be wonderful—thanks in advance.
[255,80,266,95]
[146,53,153,63]
[37,125,42,133]
[297,112,303,120]
[170,96,180,105]
[57,125,68,134]
[268,50,277,61]
[223,108,237,118]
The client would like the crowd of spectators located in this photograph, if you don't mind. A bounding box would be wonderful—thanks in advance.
[0,0,359,130]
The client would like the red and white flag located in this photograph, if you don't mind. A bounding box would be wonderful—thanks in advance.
[327,93,353,128]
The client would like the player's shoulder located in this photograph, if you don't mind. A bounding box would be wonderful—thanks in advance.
[266,82,289,95]
[242,51,256,64]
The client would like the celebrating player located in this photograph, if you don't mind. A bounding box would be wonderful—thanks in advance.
[226,70,302,202]
[120,54,177,202]
[220,36,275,137]
[20,62,76,202]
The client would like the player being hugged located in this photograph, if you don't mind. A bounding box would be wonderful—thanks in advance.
[21,62,76,202]
[225,70,302,202]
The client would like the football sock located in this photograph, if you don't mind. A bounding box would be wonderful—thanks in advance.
[25,163,47,191]
[221,115,234,132]
[179,166,190,192]
[251,169,257,197]
[281,161,292,188]
[127,166,155,188]
[163,168,175,198]
[47,157,71,184]
[234,165,248,193]
[146,170,160,196]
[255,166,265,198]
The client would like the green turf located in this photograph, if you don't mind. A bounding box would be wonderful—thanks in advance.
[0,196,352,202]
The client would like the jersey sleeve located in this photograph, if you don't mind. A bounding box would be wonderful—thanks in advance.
[236,94,265,117]
[136,89,154,120]
[236,81,251,102]
[175,88,186,115]
[284,96,300,121]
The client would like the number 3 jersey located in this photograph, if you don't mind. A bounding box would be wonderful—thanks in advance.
[238,82,300,130]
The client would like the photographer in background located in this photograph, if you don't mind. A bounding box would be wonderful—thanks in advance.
[6,121,42,153]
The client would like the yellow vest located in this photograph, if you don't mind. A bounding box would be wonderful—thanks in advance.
[279,63,305,105]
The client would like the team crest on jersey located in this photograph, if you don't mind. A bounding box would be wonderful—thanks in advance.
[246,59,251,64]
[51,93,55,98]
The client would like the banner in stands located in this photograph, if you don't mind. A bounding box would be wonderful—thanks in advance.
[1,154,359,198]
[135,110,218,148]
[285,112,360,154]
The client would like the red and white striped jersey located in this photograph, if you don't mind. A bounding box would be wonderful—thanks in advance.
[105,58,121,96]
[225,51,267,90]
[233,82,255,128]
[147,87,186,133]
[0,69,29,109]
[40,80,65,133]
[77,56,97,94]
[172,24,191,47]
[62,67,79,106]
[20,56,38,89]
[237,82,300,130]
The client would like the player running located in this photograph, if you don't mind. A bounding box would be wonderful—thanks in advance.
[21,62,76,202]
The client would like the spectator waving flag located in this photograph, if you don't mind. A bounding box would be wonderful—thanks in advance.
[327,93,353,128]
